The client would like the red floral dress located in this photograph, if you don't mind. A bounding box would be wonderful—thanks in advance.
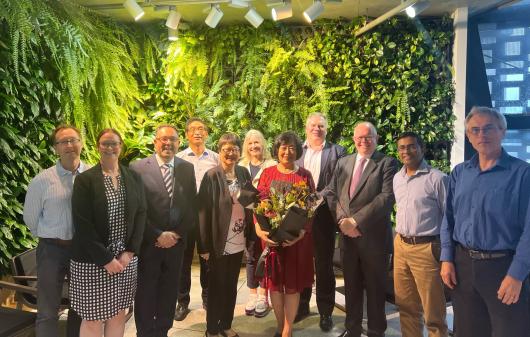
[256,165,315,294]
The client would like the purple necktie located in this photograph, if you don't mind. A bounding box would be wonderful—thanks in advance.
[349,157,366,199]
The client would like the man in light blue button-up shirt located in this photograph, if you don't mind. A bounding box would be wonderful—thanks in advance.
[393,132,448,337]
[24,125,88,337]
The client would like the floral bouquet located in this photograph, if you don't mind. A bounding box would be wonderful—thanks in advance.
[254,180,322,243]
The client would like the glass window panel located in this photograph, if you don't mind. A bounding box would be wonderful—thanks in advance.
[486,69,496,75]
[483,50,493,63]
[501,74,524,81]
[481,36,497,44]
[504,87,520,100]
[501,60,524,68]
[500,106,523,114]
[502,130,530,162]
[505,41,521,55]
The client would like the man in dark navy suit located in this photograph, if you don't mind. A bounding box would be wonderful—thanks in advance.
[295,113,346,331]
[132,124,198,337]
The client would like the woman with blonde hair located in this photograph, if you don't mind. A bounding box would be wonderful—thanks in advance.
[239,129,276,317]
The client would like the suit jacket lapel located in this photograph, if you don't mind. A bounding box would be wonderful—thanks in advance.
[319,143,331,180]
[147,154,170,199]
[338,155,356,212]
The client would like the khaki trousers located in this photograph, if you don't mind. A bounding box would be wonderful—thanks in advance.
[393,235,448,337]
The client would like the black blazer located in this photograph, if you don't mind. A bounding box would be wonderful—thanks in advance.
[198,165,253,258]
[327,151,398,251]
[129,154,198,245]
[71,163,147,266]
[296,141,346,192]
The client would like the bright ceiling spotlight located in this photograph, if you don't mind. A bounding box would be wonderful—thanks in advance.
[405,1,430,18]
[205,4,224,28]
[229,0,249,8]
[303,0,324,23]
[123,0,145,21]
[168,27,178,41]
[245,8,264,28]
[165,7,182,30]
[271,1,292,21]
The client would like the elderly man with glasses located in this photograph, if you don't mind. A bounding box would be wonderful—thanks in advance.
[440,106,530,337]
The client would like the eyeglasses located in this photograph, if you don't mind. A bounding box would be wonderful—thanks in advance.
[221,147,240,154]
[397,144,418,152]
[156,137,179,143]
[55,138,80,146]
[354,136,374,142]
[188,126,206,133]
[99,142,122,149]
[468,125,500,136]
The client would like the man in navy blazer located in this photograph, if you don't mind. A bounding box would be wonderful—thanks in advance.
[131,124,198,337]
[295,113,346,331]
[327,122,397,337]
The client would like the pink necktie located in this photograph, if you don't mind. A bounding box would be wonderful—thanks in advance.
[349,157,366,199]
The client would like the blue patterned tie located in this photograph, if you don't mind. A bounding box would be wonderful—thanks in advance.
[162,164,173,198]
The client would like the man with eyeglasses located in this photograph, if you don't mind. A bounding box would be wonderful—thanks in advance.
[131,124,198,337]
[24,125,88,337]
[326,121,397,337]
[393,132,448,337]
[175,117,220,320]
[440,106,530,337]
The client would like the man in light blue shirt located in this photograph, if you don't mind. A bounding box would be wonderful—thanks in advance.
[24,125,88,337]
[440,106,530,337]
[393,132,448,337]
[174,117,219,321]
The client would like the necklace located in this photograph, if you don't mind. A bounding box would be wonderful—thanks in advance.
[278,164,298,174]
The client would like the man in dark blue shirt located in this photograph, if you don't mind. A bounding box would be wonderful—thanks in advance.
[440,106,530,337]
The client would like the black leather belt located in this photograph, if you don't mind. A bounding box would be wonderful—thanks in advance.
[40,238,73,246]
[459,245,513,260]
[400,234,439,245]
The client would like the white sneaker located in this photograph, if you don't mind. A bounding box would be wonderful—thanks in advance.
[245,293,257,316]
[254,295,270,318]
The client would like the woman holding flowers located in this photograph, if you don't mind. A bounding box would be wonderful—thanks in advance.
[239,129,277,318]
[198,133,255,337]
[255,131,315,337]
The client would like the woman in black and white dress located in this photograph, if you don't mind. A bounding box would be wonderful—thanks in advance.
[70,128,146,336]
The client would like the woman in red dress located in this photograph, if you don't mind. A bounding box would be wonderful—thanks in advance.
[255,131,315,337]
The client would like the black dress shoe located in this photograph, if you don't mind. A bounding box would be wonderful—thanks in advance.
[219,329,239,337]
[319,314,333,332]
[293,307,310,323]
[338,330,351,337]
[273,333,281,337]
[174,304,190,321]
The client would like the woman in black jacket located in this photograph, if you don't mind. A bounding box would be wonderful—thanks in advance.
[198,133,255,337]
[70,128,146,337]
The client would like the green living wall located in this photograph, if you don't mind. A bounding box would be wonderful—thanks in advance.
[0,0,454,275]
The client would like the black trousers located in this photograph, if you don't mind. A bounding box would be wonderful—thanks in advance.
[343,237,388,337]
[451,245,530,337]
[178,227,209,306]
[299,205,337,316]
[206,251,244,334]
[135,241,185,337]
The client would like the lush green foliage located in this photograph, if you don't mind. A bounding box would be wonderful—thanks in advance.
[148,18,454,165]
[0,0,158,275]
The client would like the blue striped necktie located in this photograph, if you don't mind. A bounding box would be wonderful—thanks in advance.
[162,164,173,198]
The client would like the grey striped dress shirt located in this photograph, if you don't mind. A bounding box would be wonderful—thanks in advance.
[23,160,89,240]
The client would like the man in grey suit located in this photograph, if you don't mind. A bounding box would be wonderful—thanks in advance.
[327,122,398,337]
[295,113,346,331]
[131,124,198,337]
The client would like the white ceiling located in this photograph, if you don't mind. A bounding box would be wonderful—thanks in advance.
[75,0,508,25]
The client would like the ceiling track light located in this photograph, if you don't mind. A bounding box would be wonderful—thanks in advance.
[123,0,145,21]
[205,4,223,28]
[405,0,430,18]
[166,7,182,29]
[271,1,292,21]
[245,7,264,28]
[229,0,249,8]
[303,0,324,23]
[168,27,178,41]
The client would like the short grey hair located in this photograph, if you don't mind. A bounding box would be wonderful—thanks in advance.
[306,112,328,129]
[465,106,507,130]
[354,121,378,136]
